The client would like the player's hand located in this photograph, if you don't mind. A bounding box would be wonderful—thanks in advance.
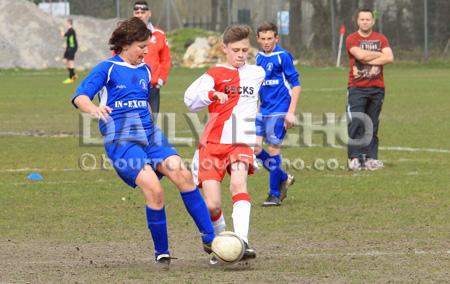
[213,92,228,104]
[157,78,164,89]
[284,112,296,129]
[89,106,112,122]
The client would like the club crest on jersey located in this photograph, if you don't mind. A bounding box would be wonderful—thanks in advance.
[266,63,274,71]
[139,79,148,90]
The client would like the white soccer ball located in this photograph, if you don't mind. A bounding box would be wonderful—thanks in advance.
[211,231,245,264]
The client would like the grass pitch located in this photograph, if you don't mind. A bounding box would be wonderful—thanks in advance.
[0,65,449,283]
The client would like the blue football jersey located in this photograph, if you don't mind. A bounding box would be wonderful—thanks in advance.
[256,45,300,114]
[72,55,153,143]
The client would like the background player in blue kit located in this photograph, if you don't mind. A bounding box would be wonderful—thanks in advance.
[71,17,214,267]
[255,22,301,207]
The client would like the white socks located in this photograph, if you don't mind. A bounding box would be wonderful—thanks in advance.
[232,200,251,244]
[212,212,226,234]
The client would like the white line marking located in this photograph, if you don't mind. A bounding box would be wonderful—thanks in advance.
[0,168,105,173]
[8,180,107,186]
[1,178,108,186]
[309,144,450,154]
[0,72,67,77]
[0,168,80,172]
[379,146,450,153]
[171,137,193,143]
[0,131,76,138]
[303,87,342,92]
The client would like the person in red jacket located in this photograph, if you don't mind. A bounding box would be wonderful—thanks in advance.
[133,1,171,120]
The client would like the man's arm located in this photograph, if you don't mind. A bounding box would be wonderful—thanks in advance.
[156,33,172,88]
[365,47,394,65]
[349,46,383,63]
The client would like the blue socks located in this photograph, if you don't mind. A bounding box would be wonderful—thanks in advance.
[180,188,215,244]
[269,154,288,197]
[256,149,271,171]
[257,150,288,197]
[146,188,215,257]
[146,206,169,257]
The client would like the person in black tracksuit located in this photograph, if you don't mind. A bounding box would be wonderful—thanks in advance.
[345,8,394,170]
[61,18,78,84]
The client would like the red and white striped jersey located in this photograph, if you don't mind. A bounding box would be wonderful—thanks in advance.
[184,64,265,146]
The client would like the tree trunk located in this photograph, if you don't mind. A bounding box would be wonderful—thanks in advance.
[211,0,218,31]
[310,0,331,51]
[288,0,302,56]
[432,0,450,49]
[361,0,375,9]
[411,0,424,47]
[339,0,358,34]
[219,0,228,31]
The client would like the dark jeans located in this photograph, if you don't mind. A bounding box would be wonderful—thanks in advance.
[149,87,160,121]
[346,87,385,160]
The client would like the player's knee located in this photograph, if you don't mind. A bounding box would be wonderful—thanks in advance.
[152,196,164,208]
[143,187,165,208]
[177,168,195,186]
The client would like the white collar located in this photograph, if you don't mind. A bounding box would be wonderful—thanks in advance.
[147,22,154,33]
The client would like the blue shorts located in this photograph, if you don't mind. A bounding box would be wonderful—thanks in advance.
[255,113,287,145]
[104,127,178,188]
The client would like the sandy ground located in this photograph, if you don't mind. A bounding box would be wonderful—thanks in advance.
[1,238,449,283]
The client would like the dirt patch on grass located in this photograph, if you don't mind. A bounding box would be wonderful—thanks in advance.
[1,238,448,283]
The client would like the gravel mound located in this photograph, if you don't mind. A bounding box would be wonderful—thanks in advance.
[0,0,118,69]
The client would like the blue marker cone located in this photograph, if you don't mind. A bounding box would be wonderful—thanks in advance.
[27,172,43,181]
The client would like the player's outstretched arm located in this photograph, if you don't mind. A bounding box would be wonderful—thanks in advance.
[365,47,394,66]
[73,95,112,122]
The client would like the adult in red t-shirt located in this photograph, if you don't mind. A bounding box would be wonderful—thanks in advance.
[133,1,171,120]
[345,8,394,171]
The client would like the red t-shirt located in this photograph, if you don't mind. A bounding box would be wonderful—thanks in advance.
[346,31,390,88]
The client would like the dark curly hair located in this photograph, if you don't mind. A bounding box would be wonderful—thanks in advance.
[109,17,151,54]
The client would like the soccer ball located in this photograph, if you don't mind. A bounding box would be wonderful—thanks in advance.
[211,231,245,264]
